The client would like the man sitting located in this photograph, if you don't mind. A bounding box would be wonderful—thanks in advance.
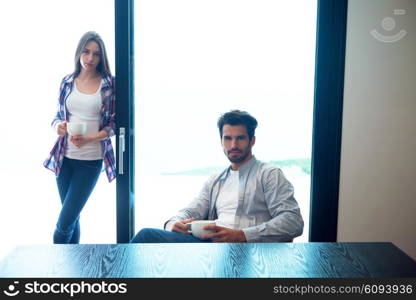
[131,110,304,243]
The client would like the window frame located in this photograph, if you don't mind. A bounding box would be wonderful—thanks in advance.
[114,0,349,243]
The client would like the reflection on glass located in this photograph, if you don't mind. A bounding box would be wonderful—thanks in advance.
[134,0,317,242]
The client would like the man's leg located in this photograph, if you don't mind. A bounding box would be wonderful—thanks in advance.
[130,228,211,243]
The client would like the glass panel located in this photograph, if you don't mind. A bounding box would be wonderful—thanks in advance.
[134,0,316,241]
[0,0,115,258]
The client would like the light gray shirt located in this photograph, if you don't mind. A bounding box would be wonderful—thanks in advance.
[165,156,304,242]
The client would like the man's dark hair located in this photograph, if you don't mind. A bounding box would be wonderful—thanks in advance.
[217,110,258,140]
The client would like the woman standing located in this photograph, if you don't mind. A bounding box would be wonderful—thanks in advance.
[44,31,116,244]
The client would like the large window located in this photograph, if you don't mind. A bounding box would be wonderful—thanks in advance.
[134,0,317,241]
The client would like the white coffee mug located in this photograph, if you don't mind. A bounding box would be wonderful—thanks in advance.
[67,121,87,136]
[190,220,216,239]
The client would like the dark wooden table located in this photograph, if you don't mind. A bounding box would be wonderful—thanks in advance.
[0,242,415,278]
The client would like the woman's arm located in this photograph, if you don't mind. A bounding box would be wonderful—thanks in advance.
[70,129,108,148]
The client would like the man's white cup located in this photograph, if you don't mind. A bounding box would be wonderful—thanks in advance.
[190,220,216,239]
[67,121,87,136]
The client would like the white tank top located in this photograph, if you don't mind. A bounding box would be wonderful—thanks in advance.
[65,80,103,160]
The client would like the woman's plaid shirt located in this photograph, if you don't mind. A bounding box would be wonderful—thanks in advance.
[43,73,116,182]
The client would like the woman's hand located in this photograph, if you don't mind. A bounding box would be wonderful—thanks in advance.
[69,130,108,148]
[70,135,94,148]
[57,121,67,136]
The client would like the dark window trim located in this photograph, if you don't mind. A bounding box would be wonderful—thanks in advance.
[115,0,135,243]
[309,0,348,241]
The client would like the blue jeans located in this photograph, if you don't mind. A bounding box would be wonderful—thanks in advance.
[54,157,102,244]
[130,228,211,243]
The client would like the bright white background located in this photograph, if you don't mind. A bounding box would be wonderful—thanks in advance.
[0,0,115,259]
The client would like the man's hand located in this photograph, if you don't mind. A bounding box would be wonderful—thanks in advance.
[202,225,247,242]
[171,218,196,235]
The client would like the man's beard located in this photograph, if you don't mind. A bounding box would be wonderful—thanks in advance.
[226,147,251,163]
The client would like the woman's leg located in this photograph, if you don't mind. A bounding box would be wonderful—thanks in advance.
[54,158,102,244]
[69,217,81,244]
[56,157,73,206]
[55,157,74,242]
[56,158,80,243]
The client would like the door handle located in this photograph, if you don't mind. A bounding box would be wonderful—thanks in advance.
[118,127,126,175]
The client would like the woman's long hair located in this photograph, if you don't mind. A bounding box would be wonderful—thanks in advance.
[73,31,112,77]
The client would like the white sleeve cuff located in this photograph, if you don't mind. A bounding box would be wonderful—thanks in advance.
[164,220,176,231]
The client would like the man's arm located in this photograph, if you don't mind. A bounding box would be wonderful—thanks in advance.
[163,175,216,230]
[242,167,304,242]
